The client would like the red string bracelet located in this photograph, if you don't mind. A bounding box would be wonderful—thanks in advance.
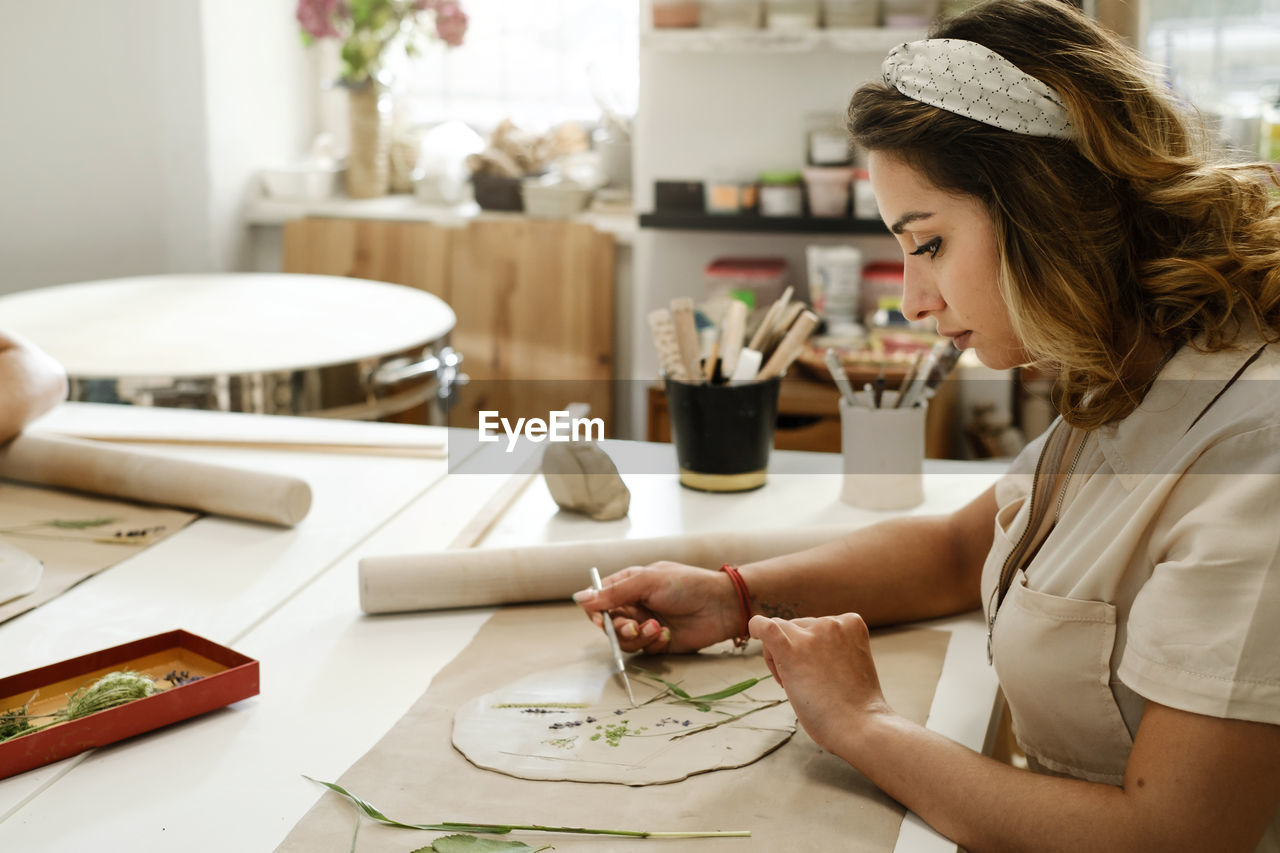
[719,563,752,648]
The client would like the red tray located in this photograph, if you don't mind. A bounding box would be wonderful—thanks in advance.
[0,629,259,779]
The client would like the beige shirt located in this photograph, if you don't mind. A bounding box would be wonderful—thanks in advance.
[981,331,1280,852]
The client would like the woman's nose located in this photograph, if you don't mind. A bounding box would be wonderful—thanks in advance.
[900,266,944,322]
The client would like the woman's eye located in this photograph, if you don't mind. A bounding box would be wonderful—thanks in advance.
[909,237,942,258]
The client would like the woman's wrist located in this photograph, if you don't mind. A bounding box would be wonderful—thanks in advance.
[718,564,753,647]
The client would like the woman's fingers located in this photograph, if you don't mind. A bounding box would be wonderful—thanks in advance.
[571,565,646,611]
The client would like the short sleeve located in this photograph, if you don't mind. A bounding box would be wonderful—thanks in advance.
[1119,425,1280,724]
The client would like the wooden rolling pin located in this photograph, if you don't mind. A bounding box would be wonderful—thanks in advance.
[358,524,850,613]
[0,433,312,527]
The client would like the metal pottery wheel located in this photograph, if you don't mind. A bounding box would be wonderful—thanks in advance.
[0,273,462,421]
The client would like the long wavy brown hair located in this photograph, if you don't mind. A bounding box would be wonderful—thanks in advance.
[847,0,1280,428]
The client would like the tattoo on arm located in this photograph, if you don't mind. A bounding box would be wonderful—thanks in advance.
[754,598,800,619]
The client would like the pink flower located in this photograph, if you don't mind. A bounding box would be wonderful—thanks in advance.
[434,1,468,47]
[296,0,342,39]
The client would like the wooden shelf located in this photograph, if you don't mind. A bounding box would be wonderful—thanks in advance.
[641,26,926,54]
[640,211,889,235]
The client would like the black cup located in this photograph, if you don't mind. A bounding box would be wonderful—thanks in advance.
[664,376,781,492]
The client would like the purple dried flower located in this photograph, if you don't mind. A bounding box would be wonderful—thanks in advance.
[296,0,342,39]
[433,1,468,47]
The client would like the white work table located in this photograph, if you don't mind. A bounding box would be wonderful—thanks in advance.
[0,403,1004,852]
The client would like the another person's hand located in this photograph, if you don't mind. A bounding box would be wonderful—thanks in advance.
[572,562,741,654]
[750,612,893,761]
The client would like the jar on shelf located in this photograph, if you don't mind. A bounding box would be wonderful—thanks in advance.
[706,173,757,214]
[852,168,880,220]
[758,171,805,217]
[653,0,700,28]
[860,261,905,326]
[802,166,855,217]
[700,0,763,28]
[765,0,820,30]
[822,0,879,27]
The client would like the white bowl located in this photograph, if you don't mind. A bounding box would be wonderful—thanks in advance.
[520,180,592,219]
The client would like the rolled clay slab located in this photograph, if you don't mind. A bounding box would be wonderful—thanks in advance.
[359,524,849,613]
[0,433,312,527]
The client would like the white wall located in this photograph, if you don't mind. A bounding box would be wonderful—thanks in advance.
[0,0,314,295]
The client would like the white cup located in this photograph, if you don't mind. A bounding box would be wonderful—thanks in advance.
[839,393,925,510]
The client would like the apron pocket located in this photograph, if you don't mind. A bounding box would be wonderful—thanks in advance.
[992,570,1134,785]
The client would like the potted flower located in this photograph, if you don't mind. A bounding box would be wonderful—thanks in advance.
[296,0,469,197]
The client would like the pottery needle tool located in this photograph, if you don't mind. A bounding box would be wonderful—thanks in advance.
[669,297,705,384]
[647,308,689,381]
[748,286,794,354]
[757,309,818,381]
[590,566,636,707]
[718,298,749,380]
[824,347,859,407]
[893,350,926,408]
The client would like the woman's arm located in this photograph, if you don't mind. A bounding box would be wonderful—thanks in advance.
[739,482,997,626]
[0,330,67,442]
[579,483,999,652]
[752,613,1280,853]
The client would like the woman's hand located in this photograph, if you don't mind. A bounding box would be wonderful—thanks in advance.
[749,612,894,760]
[572,562,740,654]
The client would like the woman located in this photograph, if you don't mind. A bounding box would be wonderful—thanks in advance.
[0,329,67,442]
[575,1,1280,849]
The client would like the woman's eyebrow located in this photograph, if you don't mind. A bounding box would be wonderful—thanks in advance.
[890,211,934,234]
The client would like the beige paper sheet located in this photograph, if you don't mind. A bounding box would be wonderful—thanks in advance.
[0,481,195,623]
[276,603,950,852]
[359,525,853,613]
[0,434,311,527]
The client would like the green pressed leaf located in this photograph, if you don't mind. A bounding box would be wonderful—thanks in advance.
[304,777,749,839]
[688,675,773,702]
[47,517,117,530]
[633,670,772,712]
[415,835,552,852]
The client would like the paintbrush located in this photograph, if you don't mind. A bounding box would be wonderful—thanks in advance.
[590,566,636,707]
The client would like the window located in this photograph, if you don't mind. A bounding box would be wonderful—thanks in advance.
[385,0,639,131]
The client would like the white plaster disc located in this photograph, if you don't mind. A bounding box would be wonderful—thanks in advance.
[452,649,796,786]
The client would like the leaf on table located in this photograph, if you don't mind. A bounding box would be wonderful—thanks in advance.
[46,517,118,529]
[415,835,553,852]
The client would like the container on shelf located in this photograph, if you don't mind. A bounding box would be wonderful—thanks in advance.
[704,257,788,308]
[766,0,821,29]
[654,179,706,212]
[882,0,937,27]
[822,0,879,27]
[806,244,862,328]
[653,0,701,28]
[852,168,880,220]
[700,0,764,28]
[860,261,906,326]
[806,112,852,165]
[802,166,855,217]
[758,171,805,216]
[706,173,755,214]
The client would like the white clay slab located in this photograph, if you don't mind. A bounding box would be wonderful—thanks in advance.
[0,542,42,606]
[452,646,796,786]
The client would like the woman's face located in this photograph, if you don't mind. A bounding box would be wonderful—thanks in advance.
[867,151,1030,370]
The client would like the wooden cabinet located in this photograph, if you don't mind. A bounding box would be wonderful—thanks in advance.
[283,217,615,431]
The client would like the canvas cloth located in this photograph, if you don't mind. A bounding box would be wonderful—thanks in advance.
[276,602,952,852]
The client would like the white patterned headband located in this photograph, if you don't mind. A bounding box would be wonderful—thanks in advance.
[882,38,1074,139]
